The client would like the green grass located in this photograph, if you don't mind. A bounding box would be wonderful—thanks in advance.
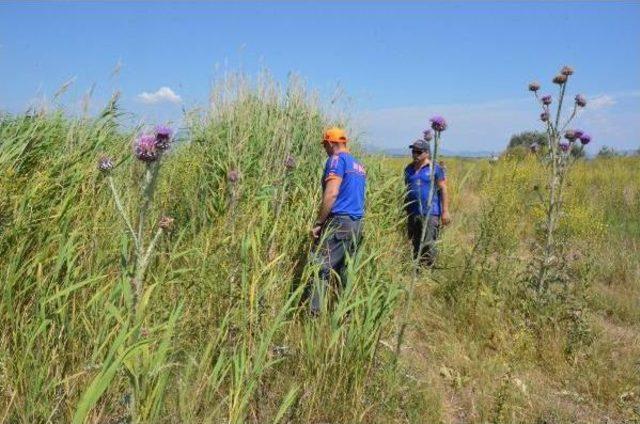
[1,74,639,423]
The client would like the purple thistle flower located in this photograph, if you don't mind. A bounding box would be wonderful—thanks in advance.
[154,125,173,150]
[134,134,158,162]
[430,116,447,132]
[553,74,568,85]
[541,95,552,106]
[560,66,574,76]
[575,94,587,108]
[227,169,239,183]
[284,155,296,171]
[579,133,591,145]
[422,129,433,142]
[559,142,570,152]
[564,130,578,142]
[98,155,114,172]
[574,129,584,139]
[540,112,550,122]
[528,82,541,92]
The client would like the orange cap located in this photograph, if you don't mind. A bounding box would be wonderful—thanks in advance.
[322,127,348,143]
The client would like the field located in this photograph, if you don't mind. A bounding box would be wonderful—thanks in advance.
[1,77,639,423]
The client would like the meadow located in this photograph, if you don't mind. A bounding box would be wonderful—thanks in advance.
[0,76,638,423]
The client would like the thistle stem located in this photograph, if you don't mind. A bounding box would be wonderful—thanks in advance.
[394,131,440,363]
[137,158,161,252]
[132,227,163,307]
[107,175,140,252]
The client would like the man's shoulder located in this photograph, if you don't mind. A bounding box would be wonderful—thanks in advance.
[339,151,356,162]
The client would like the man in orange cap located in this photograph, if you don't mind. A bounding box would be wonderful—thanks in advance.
[308,127,367,315]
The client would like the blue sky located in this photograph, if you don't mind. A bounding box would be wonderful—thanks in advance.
[1,1,639,153]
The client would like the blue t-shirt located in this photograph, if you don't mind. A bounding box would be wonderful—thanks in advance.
[322,152,366,219]
[404,162,446,216]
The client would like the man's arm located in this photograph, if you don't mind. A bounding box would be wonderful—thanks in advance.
[311,177,341,238]
[437,178,451,225]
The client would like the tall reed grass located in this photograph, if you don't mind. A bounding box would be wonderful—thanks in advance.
[1,74,638,423]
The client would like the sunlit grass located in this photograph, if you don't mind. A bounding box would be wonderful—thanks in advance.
[1,74,638,422]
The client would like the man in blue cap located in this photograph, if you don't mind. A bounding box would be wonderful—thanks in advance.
[404,139,450,267]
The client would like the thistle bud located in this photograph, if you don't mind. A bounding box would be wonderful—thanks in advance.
[575,94,587,107]
[541,95,552,106]
[530,142,539,153]
[284,155,296,171]
[553,74,568,85]
[227,169,239,183]
[540,112,550,122]
[158,216,175,231]
[98,155,114,172]
[422,129,433,142]
[559,142,570,152]
[528,82,540,92]
[579,133,591,145]
[564,130,578,142]
[154,125,173,150]
[560,66,574,76]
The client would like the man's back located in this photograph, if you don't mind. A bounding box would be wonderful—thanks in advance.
[323,151,366,219]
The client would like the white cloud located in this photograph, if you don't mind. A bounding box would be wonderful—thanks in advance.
[588,94,616,110]
[137,86,182,105]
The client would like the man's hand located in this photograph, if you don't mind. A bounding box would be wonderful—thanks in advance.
[311,224,323,239]
[441,211,451,226]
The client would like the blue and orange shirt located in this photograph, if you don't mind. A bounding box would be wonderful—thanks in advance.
[322,152,366,219]
[404,162,446,216]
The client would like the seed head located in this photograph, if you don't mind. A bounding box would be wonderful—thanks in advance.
[575,94,587,107]
[528,82,540,92]
[560,66,574,76]
[541,95,552,106]
[158,216,175,231]
[227,169,239,183]
[284,155,296,171]
[430,116,447,132]
[98,155,114,172]
[540,112,550,122]
[559,141,570,152]
[579,133,591,145]
[422,129,433,141]
[154,125,173,150]
[553,74,568,85]
[134,134,158,162]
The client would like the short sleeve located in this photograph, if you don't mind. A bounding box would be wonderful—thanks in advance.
[435,165,446,182]
[324,155,345,181]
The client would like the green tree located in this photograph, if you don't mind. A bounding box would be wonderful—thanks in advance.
[597,145,617,158]
[507,130,547,150]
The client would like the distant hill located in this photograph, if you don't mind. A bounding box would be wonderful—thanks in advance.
[364,145,495,158]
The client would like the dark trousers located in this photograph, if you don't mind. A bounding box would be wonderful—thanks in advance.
[407,215,440,267]
[308,215,363,315]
